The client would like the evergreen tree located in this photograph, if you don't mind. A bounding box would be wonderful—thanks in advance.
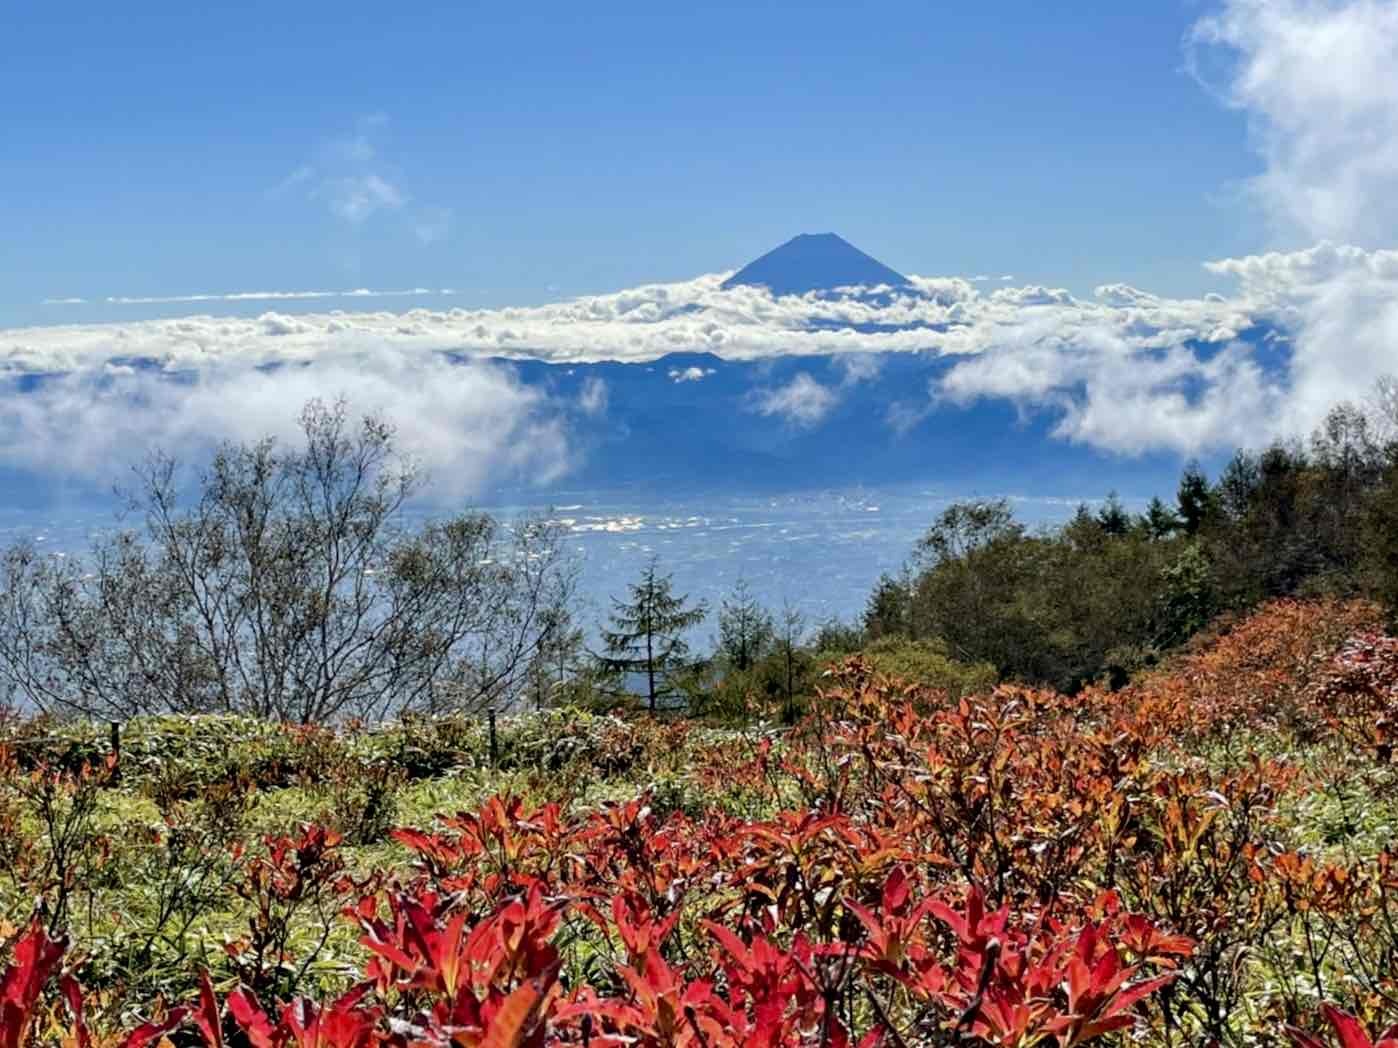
[1096,492,1130,535]
[862,571,911,640]
[1144,496,1181,539]
[1176,461,1216,537]
[600,559,706,711]
[717,578,774,672]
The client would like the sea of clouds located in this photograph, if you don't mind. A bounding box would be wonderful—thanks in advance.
[4,0,1398,494]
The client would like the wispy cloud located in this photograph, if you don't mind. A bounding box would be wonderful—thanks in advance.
[1184,0,1398,436]
[753,372,838,427]
[1189,0,1398,246]
[270,165,316,197]
[668,366,715,383]
[41,288,460,307]
[413,207,454,245]
[578,376,608,416]
[318,173,406,224]
[273,115,446,241]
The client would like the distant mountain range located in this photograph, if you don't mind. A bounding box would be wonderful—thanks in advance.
[502,349,1208,502]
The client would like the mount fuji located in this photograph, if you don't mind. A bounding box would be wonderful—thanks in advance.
[720,233,911,297]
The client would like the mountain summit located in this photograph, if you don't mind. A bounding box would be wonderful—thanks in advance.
[721,233,910,296]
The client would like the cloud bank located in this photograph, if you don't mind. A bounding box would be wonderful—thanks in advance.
[1,239,1393,471]
[0,352,573,501]
[1,270,1254,374]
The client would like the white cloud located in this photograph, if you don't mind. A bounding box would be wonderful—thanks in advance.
[668,366,715,383]
[754,373,838,427]
[0,264,1267,461]
[275,116,449,240]
[885,398,933,436]
[899,0,1398,455]
[0,352,573,500]
[1189,0,1398,246]
[0,247,1393,462]
[270,165,315,197]
[1185,0,1398,439]
[938,320,1279,454]
[578,376,608,416]
[2,271,1254,375]
[41,288,457,307]
[834,352,883,385]
[320,173,406,224]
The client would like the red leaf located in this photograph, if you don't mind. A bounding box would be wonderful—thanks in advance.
[481,972,554,1048]
[195,972,224,1048]
[227,988,282,1048]
[119,1007,190,1048]
[1326,1006,1379,1048]
[60,976,91,1048]
[1288,1026,1333,1048]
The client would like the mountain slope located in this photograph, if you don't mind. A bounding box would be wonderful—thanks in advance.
[720,233,910,296]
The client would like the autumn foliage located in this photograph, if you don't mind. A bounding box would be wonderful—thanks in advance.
[0,598,1396,1045]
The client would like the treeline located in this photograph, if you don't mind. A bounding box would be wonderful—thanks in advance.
[0,399,865,725]
[859,382,1398,693]
[6,383,1396,724]
[0,396,1000,724]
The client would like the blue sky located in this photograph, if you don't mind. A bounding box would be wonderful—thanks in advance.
[2,2,1267,326]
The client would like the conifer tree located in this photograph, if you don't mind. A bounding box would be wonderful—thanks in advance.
[600,558,706,711]
[1145,496,1181,539]
[862,571,911,640]
[1096,492,1130,535]
[1176,461,1216,537]
[717,578,775,672]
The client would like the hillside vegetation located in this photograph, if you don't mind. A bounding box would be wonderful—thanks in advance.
[0,598,1394,1045]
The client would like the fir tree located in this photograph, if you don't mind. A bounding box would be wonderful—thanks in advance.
[1176,461,1216,537]
[600,558,706,711]
[1096,492,1130,535]
[717,578,775,672]
[1144,496,1181,539]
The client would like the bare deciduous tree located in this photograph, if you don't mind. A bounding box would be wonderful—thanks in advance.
[0,399,576,722]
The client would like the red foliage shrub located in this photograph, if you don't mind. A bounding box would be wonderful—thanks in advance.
[6,597,1398,1045]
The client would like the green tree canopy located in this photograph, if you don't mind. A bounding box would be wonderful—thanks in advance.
[600,558,706,711]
